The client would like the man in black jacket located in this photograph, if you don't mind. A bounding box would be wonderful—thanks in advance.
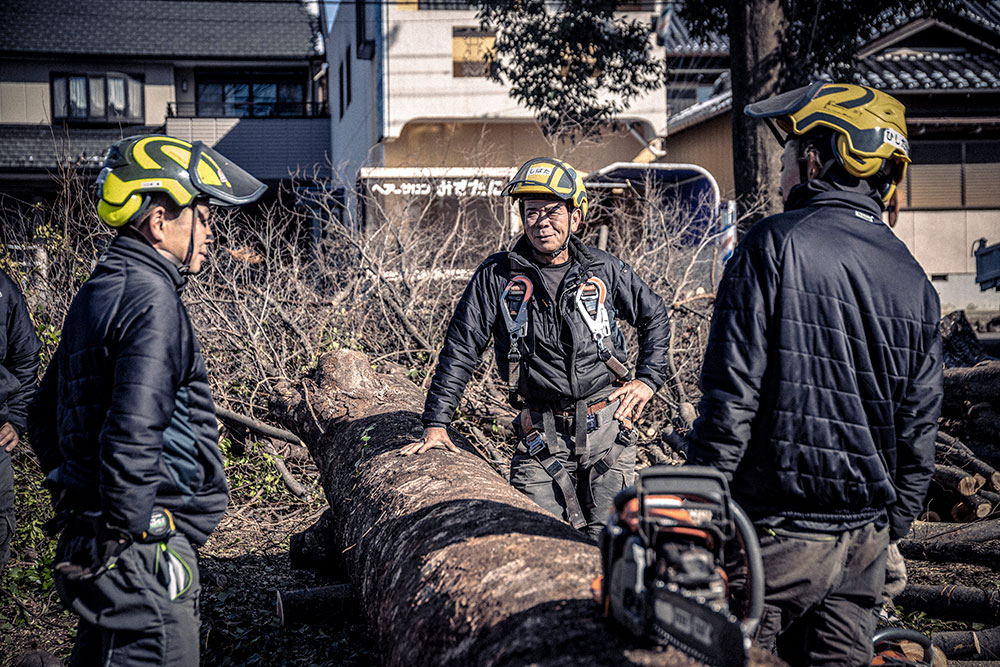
[28,134,265,666]
[0,269,41,576]
[687,82,942,665]
[402,157,670,539]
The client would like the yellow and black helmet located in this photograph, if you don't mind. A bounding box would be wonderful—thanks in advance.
[96,134,267,228]
[745,81,910,203]
[501,157,589,221]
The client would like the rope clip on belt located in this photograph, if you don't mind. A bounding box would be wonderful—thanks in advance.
[501,275,533,348]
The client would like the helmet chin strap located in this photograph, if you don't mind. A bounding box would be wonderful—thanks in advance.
[177,203,198,275]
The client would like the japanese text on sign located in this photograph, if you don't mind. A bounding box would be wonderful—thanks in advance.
[370,179,505,198]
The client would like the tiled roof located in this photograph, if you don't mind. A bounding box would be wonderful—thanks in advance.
[0,124,163,171]
[858,50,1000,91]
[0,0,321,59]
[658,10,727,55]
[666,90,731,134]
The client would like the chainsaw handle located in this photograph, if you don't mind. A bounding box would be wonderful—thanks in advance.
[872,628,935,665]
[731,500,765,638]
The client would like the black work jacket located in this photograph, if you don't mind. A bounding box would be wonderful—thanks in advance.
[0,270,41,433]
[422,236,670,427]
[28,235,227,545]
[687,185,942,540]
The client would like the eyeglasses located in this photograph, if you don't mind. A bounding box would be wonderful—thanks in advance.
[522,203,567,223]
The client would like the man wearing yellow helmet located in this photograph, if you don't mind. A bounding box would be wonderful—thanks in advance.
[27,134,265,666]
[686,82,942,664]
[403,157,670,540]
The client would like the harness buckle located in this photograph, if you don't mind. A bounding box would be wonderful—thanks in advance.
[524,430,546,457]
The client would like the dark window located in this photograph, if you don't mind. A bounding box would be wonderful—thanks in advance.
[196,74,306,117]
[356,1,375,60]
[906,138,1000,209]
[345,45,352,107]
[51,72,144,123]
[338,62,344,119]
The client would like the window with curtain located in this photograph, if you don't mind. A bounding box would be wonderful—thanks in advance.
[51,72,143,123]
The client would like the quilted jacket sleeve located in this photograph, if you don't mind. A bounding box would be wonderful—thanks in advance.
[100,296,187,537]
[889,328,942,540]
[686,238,779,479]
[611,260,670,392]
[422,263,498,428]
[2,273,41,433]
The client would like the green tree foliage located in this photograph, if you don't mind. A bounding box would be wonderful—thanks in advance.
[477,0,664,139]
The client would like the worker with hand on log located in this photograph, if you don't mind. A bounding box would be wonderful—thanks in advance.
[27,135,266,667]
[0,269,41,580]
[402,157,670,540]
[686,82,943,666]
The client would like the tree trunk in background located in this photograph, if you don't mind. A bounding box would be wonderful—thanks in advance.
[728,0,787,223]
[271,350,784,667]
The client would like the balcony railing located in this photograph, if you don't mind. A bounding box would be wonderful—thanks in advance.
[166,101,329,119]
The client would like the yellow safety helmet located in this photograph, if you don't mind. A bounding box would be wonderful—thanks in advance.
[745,81,910,204]
[501,157,589,221]
[96,134,267,228]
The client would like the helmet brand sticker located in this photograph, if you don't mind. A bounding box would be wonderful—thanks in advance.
[526,166,553,177]
[141,180,163,188]
[217,168,229,185]
[883,128,909,153]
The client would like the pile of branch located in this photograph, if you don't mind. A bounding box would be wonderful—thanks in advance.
[894,313,1000,663]
[268,349,784,667]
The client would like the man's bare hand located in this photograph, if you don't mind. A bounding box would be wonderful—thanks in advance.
[0,422,18,453]
[400,426,460,456]
[609,380,654,428]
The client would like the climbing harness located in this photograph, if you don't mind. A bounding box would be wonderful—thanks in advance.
[500,275,533,407]
[518,409,588,529]
[576,277,632,382]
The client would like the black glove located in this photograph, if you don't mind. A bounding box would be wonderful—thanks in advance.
[55,532,131,582]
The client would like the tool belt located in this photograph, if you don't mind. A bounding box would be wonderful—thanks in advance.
[517,396,636,531]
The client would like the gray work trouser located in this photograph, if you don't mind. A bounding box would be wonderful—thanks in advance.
[510,399,635,540]
[752,521,889,667]
[0,448,13,573]
[55,525,202,667]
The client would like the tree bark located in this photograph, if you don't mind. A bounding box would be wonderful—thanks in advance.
[950,494,992,522]
[276,584,357,626]
[269,350,784,667]
[934,463,985,497]
[943,362,1000,417]
[933,626,1000,659]
[898,521,1000,569]
[728,0,787,221]
[937,433,1000,492]
[940,310,991,368]
[896,584,1000,625]
[289,509,344,572]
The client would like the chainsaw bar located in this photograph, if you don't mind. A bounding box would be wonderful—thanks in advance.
[649,582,749,667]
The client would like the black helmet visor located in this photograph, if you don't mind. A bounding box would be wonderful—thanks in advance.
[188,141,267,207]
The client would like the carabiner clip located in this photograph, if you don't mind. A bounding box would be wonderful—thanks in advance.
[576,277,611,341]
[501,275,533,340]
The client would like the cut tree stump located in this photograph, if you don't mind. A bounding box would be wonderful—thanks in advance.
[933,625,1000,659]
[898,520,1000,569]
[896,584,1000,625]
[269,350,784,667]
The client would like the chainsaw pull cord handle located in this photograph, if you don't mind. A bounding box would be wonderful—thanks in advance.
[730,500,765,639]
[872,628,935,665]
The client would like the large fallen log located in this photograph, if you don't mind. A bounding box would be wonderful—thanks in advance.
[940,310,991,369]
[898,520,1000,569]
[270,350,782,667]
[896,584,1000,625]
[943,361,1000,417]
[933,626,1000,660]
